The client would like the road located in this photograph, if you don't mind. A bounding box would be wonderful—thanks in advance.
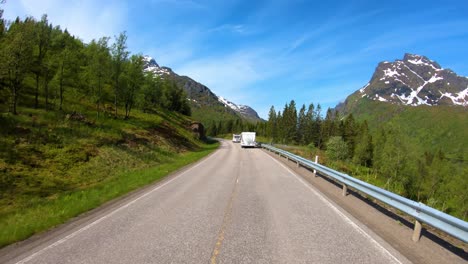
[2,140,410,264]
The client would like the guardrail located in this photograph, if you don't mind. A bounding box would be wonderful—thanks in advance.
[262,144,468,243]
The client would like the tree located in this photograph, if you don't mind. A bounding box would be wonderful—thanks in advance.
[342,114,358,158]
[52,29,81,111]
[122,54,144,118]
[282,100,297,143]
[138,72,163,112]
[32,14,51,109]
[0,17,35,114]
[353,121,373,167]
[325,136,349,161]
[296,104,307,144]
[304,103,315,145]
[84,37,111,117]
[111,32,129,118]
[319,108,337,149]
[267,105,277,140]
[373,124,416,196]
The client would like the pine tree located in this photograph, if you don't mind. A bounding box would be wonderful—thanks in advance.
[283,100,297,143]
[267,105,277,140]
[297,104,307,144]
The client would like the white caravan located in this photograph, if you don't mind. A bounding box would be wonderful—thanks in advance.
[232,134,241,143]
[240,132,256,148]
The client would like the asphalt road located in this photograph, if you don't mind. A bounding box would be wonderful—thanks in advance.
[2,140,410,264]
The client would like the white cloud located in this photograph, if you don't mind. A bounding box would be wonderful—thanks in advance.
[3,0,128,42]
[176,51,264,102]
[207,24,247,34]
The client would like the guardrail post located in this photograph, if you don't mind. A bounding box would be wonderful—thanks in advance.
[313,156,318,177]
[342,184,348,196]
[296,161,300,168]
[412,220,422,242]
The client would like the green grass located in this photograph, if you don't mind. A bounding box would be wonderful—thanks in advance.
[0,94,220,248]
[0,142,217,248]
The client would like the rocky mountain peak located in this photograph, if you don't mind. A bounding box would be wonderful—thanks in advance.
[359,54,468,107]
[402,53,442,69]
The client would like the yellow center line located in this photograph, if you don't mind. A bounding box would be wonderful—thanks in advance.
[210,173,240,264]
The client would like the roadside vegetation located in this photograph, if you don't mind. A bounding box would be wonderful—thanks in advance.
[0,10,218,247]
[213,99,467,221]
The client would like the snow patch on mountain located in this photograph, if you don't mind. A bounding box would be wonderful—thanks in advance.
[218,96,240,111]
[440,87,468,106]
[359,53,468,107]
[142,56,171,76]
[218,96,261,119]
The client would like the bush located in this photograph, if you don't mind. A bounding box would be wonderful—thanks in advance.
[326,136,349,161]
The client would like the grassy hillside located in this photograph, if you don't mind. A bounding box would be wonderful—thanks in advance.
[343,96,468,160]
[190,102,242,124]
[0,99,218,247]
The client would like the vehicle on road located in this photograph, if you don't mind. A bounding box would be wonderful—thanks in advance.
[232,134,241,143]
[240,132,256,148]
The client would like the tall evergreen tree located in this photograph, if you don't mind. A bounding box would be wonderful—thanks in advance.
[267,105,277,140]
[282,100,297,143]
[297,104,307,144]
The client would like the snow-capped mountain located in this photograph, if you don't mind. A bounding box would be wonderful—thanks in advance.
[142,56,173,76]
[217,96,261,120]
[142,56,262,121]
[358,53,468,106]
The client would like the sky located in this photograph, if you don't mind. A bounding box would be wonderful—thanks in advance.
[3,0,468,119]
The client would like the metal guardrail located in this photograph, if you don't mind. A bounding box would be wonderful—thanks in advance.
[262,144,468,243]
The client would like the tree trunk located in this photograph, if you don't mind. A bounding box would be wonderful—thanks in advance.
[44,70,49,111]
[12,85,18,115]
[114,79,118,118]
[35,74,39,109]
[114,91,118,118]
[97,76,101,118]
[59,63,64,111]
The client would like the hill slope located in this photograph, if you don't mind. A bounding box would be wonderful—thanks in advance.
[0,101,217,247]
[338,54,468,160]
[142,56,262,123]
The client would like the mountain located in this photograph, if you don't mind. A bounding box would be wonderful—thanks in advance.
[356,53,468,107]
[337,53,468,159]
[217,96,261,120]
[142,56,262,122]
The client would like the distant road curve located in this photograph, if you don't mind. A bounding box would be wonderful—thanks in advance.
[1,140,409,264]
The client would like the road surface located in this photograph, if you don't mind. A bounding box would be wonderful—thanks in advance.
[1,140,410,263]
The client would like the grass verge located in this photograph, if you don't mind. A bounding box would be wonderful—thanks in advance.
[0,141,218,248]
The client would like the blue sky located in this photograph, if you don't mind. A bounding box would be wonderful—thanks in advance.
[4,0,468,118]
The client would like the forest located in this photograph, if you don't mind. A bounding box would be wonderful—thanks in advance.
[213,100,467,220]
[0,14,190,117]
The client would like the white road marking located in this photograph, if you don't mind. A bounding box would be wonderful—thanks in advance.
[15,150,218,264]
[266,154,404,264]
